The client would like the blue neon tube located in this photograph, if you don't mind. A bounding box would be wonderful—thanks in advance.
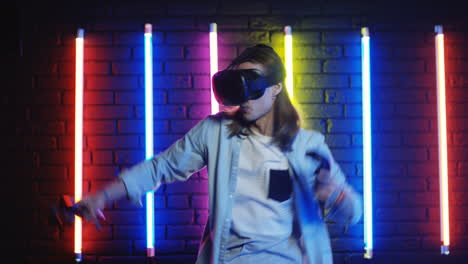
[361,27,373,259]
[144,23,155,257]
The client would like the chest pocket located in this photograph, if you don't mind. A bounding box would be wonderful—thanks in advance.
[268,169,293,202]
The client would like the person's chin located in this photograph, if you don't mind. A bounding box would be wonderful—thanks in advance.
[241,114,256,122]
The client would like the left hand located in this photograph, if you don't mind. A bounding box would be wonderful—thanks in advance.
[315,168,342,202]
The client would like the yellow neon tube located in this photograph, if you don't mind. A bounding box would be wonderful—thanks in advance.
[284,25,294,102]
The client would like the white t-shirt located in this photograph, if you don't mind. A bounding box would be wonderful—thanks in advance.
[227,129,303,263]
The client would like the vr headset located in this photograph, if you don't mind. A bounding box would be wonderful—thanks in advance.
[212,69,279,106]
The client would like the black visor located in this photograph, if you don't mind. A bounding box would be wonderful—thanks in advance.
[212,69,278,106]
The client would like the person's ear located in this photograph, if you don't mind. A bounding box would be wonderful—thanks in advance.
[273,83,283,96]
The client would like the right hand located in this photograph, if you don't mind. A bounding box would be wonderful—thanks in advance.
[74,192,107,227]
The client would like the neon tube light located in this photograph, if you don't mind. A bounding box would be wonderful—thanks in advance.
[144,23,155,257]
[209,23,219,114]
[361,27,374,259]
[435,25,450,255]
[284,26,294,102]
[74,28,84,263]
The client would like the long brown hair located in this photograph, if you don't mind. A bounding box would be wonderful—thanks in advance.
[225,44,300,152]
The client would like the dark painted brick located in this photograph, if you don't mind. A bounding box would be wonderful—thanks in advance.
[296,74,349,89]
[137,105,186,120]
[300,104,343,118]
[167,225,204,239]
[193,75,210,89]
[296,46,342,59]
[324,59,361,73]
[111,61,144,75]
[188,104,211,119]
[154,134,184,150]
[134,46,184,60]
[165,181,209,194]
[378,147,427,161]
[331,238,364,251]
[115,150,145,165]
[168,90,211,104]
[219,32,269,45]
[322,31,360,44]
[170,119,201,134]
[191,195,209,209]
[167,33,208,46]
[84,105,134,119]
[118,120,168,134]
[396,222,439,236]
[325,134,351,147]
[155,210,194,225]
[376,237,421,250]
[400,192,439,206]
[395,103,437,117]
[84,166,119,180]
[114,31,164,45]
[83,240,132,255]
[84,120,116,135]
[272,32,320,45]
[115,91,166,105]
[374,191,399,206]
[377,89,427,103]
[404,133,438,146]
[166,61,210,74]
[322,2,371,15]
[271,3,320,15]
[87,76,139,90]
[93,151,113,164]
[376,208,426,221]
[114,225,146,240]
[394,47,435,58]
[250,16,297,31]
[168,195,189,209]
[325,89,361,103]
[218,2,269,15]
[351,134,362,147]
[294,60,321,74]
[195,210,209,225]
[374,133,402,146]
[86,47,131,60]
[155,75,192,89]
[332,148,363,162]
[380,119,429,132]
[37,76,73,90]
[295,89,323,103]
[328,119,362,133]
[374,32,426,45]
[302,17,354,29]
[375,60,425,73]
[344,104,361,118]
[154,240,186,253]
[87,135,139,149]
[375,177,426,191]
[168,2,216,15]
[30,166,67,180]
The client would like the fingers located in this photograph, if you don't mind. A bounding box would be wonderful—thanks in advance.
[316,168,332,183]
[97,209,106,220]
[315,183,335,201]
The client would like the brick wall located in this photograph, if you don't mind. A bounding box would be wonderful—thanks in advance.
[12,0,468,263]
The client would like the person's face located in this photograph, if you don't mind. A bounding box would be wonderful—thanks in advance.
[235,62,282,122]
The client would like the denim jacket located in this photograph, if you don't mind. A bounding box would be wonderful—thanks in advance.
[119,114,363,264]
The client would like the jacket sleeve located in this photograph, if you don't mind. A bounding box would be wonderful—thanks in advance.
[118,117,212,206]
[313,133,363,226]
